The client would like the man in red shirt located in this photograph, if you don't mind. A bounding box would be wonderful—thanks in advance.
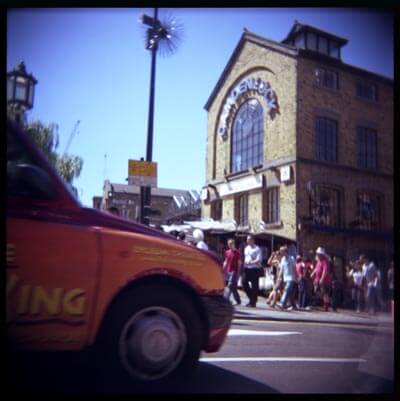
[311,247,333,311]
[223,238,242,305]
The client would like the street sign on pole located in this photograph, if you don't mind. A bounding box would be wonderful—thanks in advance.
[128,159,157,187]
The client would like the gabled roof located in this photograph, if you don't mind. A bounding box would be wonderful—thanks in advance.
[204,24,391,112]
[204,29,297,111]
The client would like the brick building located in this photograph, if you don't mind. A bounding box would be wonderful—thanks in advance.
[99,180,200,226]
[201,22,393,284]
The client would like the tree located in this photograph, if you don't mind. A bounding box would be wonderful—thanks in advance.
[24,120,83,192]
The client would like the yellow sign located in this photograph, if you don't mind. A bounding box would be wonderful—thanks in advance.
[128,160,157,177]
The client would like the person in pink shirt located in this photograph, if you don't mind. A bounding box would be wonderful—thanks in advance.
[296,255,307,309]
[311,247,333,311]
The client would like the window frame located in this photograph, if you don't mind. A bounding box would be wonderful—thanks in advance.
[306,32,317,51]
[315,67,339,90]
[211,199,223,221]
[295,32,305,49]
[315,116,338,163]
[356,190,381,231]
[230,98,264,174]
[356,80,378,102]
[310,184,342,228]
[356,126,377,170]
[317,36,329,55]
[234,193,249,226]
[263,187,280,224]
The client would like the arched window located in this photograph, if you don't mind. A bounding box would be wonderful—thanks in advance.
[231,99,264,173]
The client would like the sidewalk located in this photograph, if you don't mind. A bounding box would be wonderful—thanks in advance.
[232,290,393,327]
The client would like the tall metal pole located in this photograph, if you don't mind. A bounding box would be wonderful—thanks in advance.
[141,7,158,225]
[146,7,158,162]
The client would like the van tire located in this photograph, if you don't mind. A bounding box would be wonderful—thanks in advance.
[94,284,203,391]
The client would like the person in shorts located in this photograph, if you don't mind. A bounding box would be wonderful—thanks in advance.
[311,247,333,311]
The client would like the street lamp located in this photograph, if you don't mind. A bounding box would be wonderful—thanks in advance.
[7,61,38,124]
[139,8,182,224]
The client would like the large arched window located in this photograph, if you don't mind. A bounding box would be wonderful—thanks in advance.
[231,99,264,173]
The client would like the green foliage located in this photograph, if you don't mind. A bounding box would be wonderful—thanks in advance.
[25,120,83,185]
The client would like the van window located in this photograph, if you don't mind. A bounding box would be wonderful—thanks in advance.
[7,128,57,200]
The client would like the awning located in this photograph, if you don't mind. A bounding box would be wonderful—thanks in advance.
[183,219,237,232]
[161,224,192,233]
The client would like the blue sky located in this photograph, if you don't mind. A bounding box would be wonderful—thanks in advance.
[7,8,393,207]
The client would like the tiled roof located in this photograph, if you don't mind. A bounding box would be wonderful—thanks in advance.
[109,182,191,198]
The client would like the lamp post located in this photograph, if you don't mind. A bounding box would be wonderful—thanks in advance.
[7,61,37,125]
[139,9,182,224]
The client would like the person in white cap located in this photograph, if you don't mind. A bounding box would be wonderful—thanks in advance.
[311,246,333,311]
[192,228,208,250]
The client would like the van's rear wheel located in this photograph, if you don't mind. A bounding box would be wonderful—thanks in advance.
[95,285,203,390]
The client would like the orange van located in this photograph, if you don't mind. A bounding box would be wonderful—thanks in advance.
[6,119,233,386]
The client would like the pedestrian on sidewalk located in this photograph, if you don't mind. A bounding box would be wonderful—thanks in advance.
[242,235,262,307]
[193,229,208,250]
[276,246,296,311]
[266,250,282,307]
[267,249,281,283]
[303,256,313,310]
[311,247,333,311]
[375,268,384,312]
[360,254,379,315]
[347,259,364,312]
[387,260,394,316]
[223,238,242,306]
[296,254,307,309]
[331,259,340,312]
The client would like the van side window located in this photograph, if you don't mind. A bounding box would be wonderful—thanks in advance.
[7,128,57,200]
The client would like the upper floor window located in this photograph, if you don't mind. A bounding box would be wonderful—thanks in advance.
[231,99,264,173]
[295,32,305,49]
[357,191,381,231]
[357,126,377,170]
[318,36,328,55]
[263,187,280,224]
[289,28,342,60]
[315,117,337,163]
[234,193,248,226]
[307,32,317,51]
[310,184,341,227]
[211,199,223,221]
[356,81,378,101]
[329,41,340,58]
[315,68,338,90]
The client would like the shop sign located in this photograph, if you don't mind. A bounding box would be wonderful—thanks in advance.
[218,173,264,197]
[218,76,279,140]
[128,159,157,187]
[280,165,291,182]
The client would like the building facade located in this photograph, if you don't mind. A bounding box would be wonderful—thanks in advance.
[201,22,393,283]
[100,180,200,226]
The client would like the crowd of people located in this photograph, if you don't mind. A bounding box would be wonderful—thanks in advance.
[221,235,394,315]
[104,213,394,316]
